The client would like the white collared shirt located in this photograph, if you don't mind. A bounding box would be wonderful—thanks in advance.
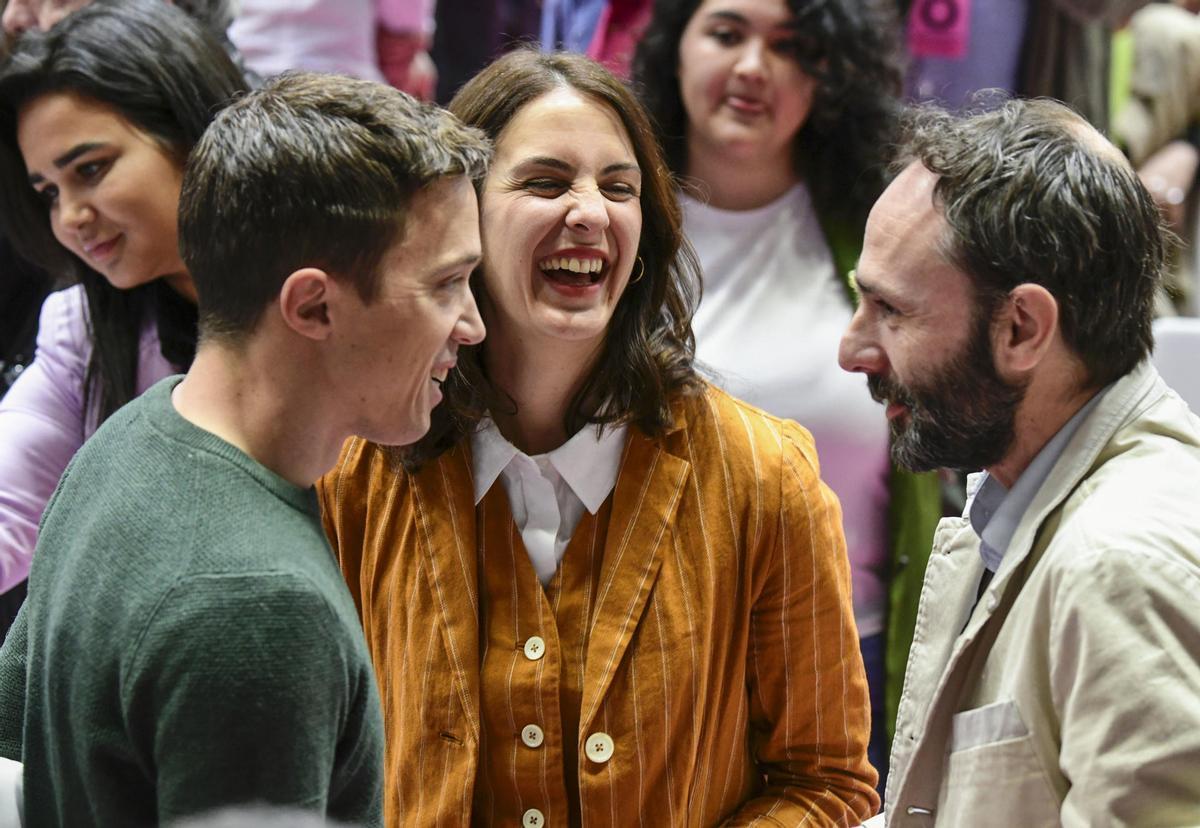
[471,418,628,585]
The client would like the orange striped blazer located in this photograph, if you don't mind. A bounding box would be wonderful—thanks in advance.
[318,384,879,826]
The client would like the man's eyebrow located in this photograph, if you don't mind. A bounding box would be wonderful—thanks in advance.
[850,269,900,305]
[27,142,108,186]
[429,252,482,278]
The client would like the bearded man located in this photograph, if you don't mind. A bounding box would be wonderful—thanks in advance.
[839,98,1200,826]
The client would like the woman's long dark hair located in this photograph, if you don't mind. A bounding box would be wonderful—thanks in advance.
[632,0,903,228]
[0,0,248,425]
[403,49,703,469]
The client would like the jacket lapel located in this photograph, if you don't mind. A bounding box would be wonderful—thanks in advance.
[410,443,482,742]
[579,425,690,730]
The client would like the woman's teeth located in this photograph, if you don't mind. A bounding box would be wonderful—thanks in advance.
[538,256,604,274]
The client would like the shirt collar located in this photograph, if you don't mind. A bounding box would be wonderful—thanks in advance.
[470,417,628,513]
[968,385,1110,571]
[471,418,519,506]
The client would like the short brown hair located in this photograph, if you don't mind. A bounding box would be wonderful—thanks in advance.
[898,98,1165,388]
[405,49,702,468]
[179,71,492,341]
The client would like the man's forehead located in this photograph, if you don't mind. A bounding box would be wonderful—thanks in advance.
[859,163,945,276]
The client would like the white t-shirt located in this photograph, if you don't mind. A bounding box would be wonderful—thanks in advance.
[685,184,892,636]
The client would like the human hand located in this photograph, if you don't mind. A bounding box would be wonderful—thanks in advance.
[1138,139,1199,232]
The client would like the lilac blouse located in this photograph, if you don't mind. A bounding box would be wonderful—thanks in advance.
[0,285,178,593]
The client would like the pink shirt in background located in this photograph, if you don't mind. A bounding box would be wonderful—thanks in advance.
[0,286,177,593]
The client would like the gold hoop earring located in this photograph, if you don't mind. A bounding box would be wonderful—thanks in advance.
[630,256,645,284]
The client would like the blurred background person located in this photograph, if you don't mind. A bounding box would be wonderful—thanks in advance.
[1113,0,1200,315]
[0,0,255,631]
[633,0,942,784]
[228,0,437,99]
[903,0,1148,132]
[0,0,248,619]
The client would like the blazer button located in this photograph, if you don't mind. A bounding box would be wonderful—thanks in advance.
[523,636,546,661]
[585,732,614,764]
[522,808,545,827]
[521,724,545,749]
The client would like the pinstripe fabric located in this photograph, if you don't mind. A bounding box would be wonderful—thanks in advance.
[319,384,879,826]
[473,485,611,824]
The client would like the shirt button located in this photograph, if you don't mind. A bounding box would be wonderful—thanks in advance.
[585,732,614,764]
[522,808,545,827]
[521,724,544,749]
[986,594,999,612]
[523,636,546,661]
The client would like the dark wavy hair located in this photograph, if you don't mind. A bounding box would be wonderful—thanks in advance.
[898,98,1164,388]
[633,0,903,227]
[403,49,703,469]
[0,0,248,424]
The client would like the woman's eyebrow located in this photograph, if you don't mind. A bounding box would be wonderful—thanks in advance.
[27,141,108,185]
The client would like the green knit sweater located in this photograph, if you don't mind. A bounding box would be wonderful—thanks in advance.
[0,378,383,827]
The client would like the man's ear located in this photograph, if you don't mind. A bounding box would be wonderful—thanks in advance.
[993,283,1059,377]
[278,268,333,341]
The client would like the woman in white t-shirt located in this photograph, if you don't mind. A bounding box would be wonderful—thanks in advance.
[634,0,941,787]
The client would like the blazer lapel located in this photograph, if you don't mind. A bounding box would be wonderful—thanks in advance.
[410,444,482,742]
[579,426,690,730]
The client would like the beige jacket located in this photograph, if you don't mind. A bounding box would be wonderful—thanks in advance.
[886,362,1200,827]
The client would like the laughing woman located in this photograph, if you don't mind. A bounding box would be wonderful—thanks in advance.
[319,49,877,826]
[0,0,248,595]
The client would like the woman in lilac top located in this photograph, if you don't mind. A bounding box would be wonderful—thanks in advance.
[0,0,249,596]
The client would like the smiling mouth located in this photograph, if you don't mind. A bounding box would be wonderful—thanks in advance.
[724,95,768,116]
[83,235,121,262]
[537,256,606,287]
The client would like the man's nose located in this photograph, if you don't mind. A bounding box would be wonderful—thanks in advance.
[838,307,886,375]
[455,290,486,346]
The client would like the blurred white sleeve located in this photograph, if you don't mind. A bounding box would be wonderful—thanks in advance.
[0,757,22,827]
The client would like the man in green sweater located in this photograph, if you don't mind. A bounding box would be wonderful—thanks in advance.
[0,72,489,825]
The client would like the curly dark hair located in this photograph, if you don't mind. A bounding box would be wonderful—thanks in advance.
[898,98,1165,388]
[632,0,903,227]
[402,49,703,469]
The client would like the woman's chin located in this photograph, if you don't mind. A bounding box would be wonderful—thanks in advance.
[527,307,612,347]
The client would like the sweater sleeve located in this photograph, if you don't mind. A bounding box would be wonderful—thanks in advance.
[122,572,382,825]
[0,604,28,760]
[725,420,880,826]
[0,287,91,594]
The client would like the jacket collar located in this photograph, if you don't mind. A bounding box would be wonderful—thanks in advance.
[965,360,1165,635]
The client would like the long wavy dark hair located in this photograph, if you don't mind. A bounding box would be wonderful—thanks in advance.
[632,0,903,228]
[0,0,247,425]
[403,49,703,469]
